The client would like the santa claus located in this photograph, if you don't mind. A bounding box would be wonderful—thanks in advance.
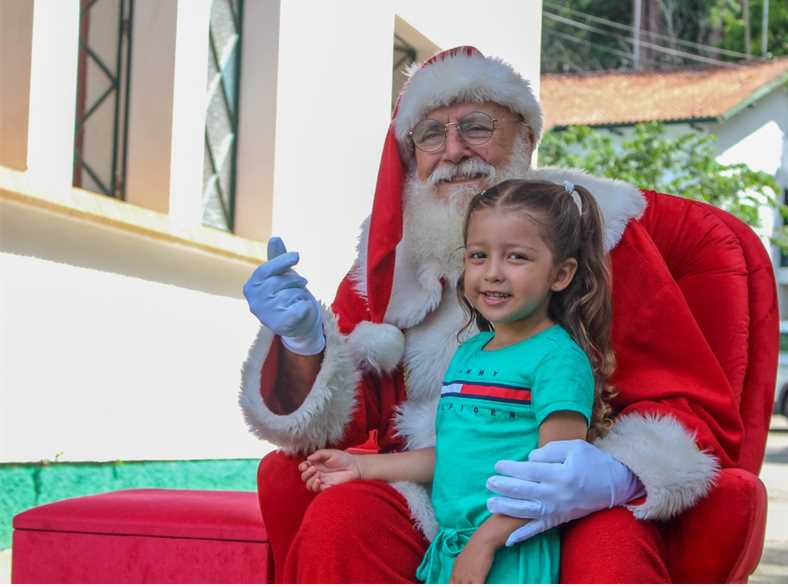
[239,47,742,582]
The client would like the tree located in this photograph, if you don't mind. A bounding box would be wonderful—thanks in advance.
[538,122,787,250]
[716,0,788,57]
[541,0,788,73]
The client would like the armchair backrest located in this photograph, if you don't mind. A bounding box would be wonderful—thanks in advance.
[638,191,778,474]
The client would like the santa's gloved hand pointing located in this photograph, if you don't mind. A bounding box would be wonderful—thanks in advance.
[243,237,325,355]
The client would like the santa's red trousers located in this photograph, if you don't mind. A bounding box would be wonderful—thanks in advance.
[259,451,671,583]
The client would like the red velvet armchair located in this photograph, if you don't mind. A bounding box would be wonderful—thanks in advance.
[635,191,775,583]
[12,191,776,583]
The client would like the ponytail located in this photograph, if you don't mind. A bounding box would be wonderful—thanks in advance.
[552,184,616,441]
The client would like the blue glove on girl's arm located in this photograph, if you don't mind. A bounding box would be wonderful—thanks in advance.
[243,237,325,355]
[486,439,644,546]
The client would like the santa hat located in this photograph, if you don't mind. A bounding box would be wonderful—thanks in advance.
[393,46,544,155]
[365,46,543,323]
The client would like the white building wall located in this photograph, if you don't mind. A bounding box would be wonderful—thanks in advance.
[0,186,272,463]
[124,0,178,214]
[0,0,33,171]
[715,89,788,231]
[25,0,79,199]
[1,0,543,463]
[270,1,395,304]
[713,89,788,311]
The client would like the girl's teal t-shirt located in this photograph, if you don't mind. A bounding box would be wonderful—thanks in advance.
[416,325,594,584]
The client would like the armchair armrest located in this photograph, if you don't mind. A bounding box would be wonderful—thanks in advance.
[667,468,767,583]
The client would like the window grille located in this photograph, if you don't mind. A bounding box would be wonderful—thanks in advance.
[202,0,244,232]
[394,33,418,73]
[393,33,418,108]
[73,0,133,198]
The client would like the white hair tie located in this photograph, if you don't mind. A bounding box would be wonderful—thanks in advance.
[562,180,583,214]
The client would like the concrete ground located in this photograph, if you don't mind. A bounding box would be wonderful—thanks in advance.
[751,415,788,583]
[2,417,787,584]
[0,550,7,584]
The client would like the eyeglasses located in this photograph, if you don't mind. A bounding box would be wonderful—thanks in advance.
[408,111,522,153]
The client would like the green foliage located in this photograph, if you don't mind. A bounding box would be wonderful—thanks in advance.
[714,0,788,57]
[538,122,786,250]
[543,0,633,72]
[542,0,787,73]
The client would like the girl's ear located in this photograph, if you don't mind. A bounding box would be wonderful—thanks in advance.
[551,258,578,292]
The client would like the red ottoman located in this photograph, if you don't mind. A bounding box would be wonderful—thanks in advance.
[12,489,270,584]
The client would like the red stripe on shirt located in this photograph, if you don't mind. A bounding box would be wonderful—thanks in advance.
[459,383,532,402]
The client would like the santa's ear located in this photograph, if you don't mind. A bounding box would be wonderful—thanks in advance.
[522,123,536,147]
[516,123,537,165]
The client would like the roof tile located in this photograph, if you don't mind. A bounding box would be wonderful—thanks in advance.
[541,58,788,129]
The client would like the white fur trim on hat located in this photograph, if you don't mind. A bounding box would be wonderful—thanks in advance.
[393,50,543,153]
[594,413,720,520]
[239,306,360,454]
[348,320,405,374]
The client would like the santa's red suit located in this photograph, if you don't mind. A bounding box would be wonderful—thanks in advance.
[240,48,750,583]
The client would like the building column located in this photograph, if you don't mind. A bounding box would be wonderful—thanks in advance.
[25,0,80,197]
[167,0,212,228]
[0,0,34,171]
[233,0,280,242]
[124,0,178,213]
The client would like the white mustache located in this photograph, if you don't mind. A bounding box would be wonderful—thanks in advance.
[428,158,496,186]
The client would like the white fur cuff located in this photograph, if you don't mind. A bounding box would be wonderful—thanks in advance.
[239,306,360,454]
[595,413,720,520]
[348,321,405,374]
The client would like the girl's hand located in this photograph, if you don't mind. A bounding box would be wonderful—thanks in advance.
[449,538,495,584]
[298,449,362,492]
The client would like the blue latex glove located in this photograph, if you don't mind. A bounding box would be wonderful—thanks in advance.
[243,237,325,355]
[486,439,644,546]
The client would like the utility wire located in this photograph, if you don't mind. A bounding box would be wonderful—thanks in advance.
[547,29,636,65]
[544,11,737,67]
[543,0,754,60]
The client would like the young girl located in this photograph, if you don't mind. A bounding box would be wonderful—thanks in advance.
[299,179,615,584]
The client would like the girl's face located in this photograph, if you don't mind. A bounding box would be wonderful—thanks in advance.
[463,206,576,343]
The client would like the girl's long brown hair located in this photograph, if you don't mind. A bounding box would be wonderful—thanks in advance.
[456,179,616,440]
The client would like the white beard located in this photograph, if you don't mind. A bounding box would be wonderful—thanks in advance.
[400,134,533,284]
